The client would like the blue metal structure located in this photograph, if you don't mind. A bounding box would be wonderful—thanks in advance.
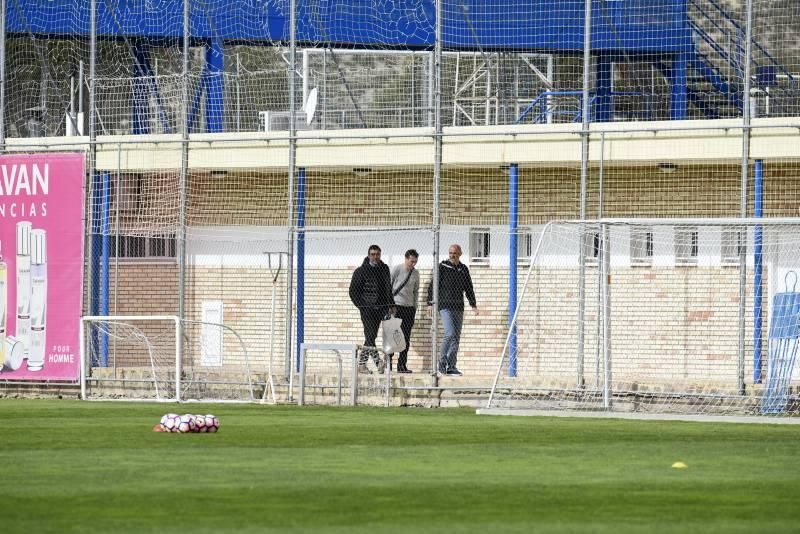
[6,0,791,128]
[6,1,690,50]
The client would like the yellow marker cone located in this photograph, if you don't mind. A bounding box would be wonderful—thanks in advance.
[672,461,688,469]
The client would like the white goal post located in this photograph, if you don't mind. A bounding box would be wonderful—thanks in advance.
[80,315,181,401]
[486,217,800,418]
[80,315,260,402]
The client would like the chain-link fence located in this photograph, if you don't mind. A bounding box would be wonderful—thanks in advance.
[2,1,800,414]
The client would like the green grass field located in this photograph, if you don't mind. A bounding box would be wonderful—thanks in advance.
[1,400,799,533]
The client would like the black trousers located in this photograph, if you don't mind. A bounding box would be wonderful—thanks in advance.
[393,306,416,370]
[359,307,384,363]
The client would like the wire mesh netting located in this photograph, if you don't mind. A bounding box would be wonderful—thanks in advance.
[4,0,799,138]
[5,1,800,416]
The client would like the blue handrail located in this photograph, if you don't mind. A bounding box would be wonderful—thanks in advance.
[689,0,795,83]
[688,20,742,81]
[517,91,657,124]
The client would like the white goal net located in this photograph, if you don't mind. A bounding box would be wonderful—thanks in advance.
[487,218,800,417]
[80,315,259,402]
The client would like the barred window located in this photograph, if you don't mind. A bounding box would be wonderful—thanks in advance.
[721,228,744,266]
[630,226,654,266]
[517,227,533,266]
[469,228,491,265]
[582,230,600,265]
[110,234,177,261]
[675,226,699,266]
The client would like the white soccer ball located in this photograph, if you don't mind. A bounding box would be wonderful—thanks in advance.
[205,414,219,433]
[177,414,194,433]
[185,414,198,433]
[163,414,179,433]
[194,415,207,433]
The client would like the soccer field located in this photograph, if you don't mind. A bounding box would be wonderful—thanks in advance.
[1,400,798,533]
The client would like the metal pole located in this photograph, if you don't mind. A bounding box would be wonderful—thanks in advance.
[595,133,605,389]
[177,0,190,383]
[427,51,434,128]
[79,319,86,399]
[296,168,305,368]
[431,0,442,382]
[738,0,754,396]
[577,0,592,389]
[113,144,121,372]
[100,172,110,367]
[546,55,554,124]
[302,48,309,108]
[0,0,6,151]
[601,222,611,409]
[322,49,327,130]
[286,0,297,378]
[753,159,763,384]
[236,53,241,132]
[351,347,358,406]
[89,175,101,362]
[509,163,518,377]
[174,316,181,402]
[87,0,97,322]
[79,60,84,117]
[411,54,416,126]
[298,345,305,406]
[204,38,224,133]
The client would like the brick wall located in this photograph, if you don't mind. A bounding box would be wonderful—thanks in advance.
[92,161,800,387]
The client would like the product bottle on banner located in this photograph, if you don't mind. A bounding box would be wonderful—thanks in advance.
[3,336,24,371]
[0,241,6,367]
[16,222,32,357]
[28,230,47,372]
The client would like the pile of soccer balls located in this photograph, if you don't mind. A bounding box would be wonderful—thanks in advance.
[156,413,219,433]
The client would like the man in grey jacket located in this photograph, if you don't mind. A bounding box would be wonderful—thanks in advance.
[389,249,420,373]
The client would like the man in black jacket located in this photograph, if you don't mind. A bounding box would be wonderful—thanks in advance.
[349,245,395,373]
[427,244,480,376]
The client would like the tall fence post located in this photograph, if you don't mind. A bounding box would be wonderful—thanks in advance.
[577,0,592,389]
[286,0,298,378]
[430,0,443,383]
[508,163,518,377]
[753,159,764,384]
[100,172,110,367]
[0,0,6,152]
[738,0,755,395]
[296,168,305,366]
[177,0,190,391]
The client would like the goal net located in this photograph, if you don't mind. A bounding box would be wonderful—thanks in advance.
[486,218,800,418]
[80,315,259,402]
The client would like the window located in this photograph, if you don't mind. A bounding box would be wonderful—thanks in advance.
[111,174,144,213]
[517,227,533,265]
[721,228,745,266]
[469,228,491,265]
[630,226,654,266]
[675,226,699,265]
[582,229,600,265]
[110,234,177,261]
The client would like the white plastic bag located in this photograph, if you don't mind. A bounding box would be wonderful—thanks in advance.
[381,316,406,354]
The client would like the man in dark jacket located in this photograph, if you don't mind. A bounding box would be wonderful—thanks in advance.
[427,244,479,376]
[350,244,395,373]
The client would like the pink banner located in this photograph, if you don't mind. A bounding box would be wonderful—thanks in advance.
[0,153,85,381]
